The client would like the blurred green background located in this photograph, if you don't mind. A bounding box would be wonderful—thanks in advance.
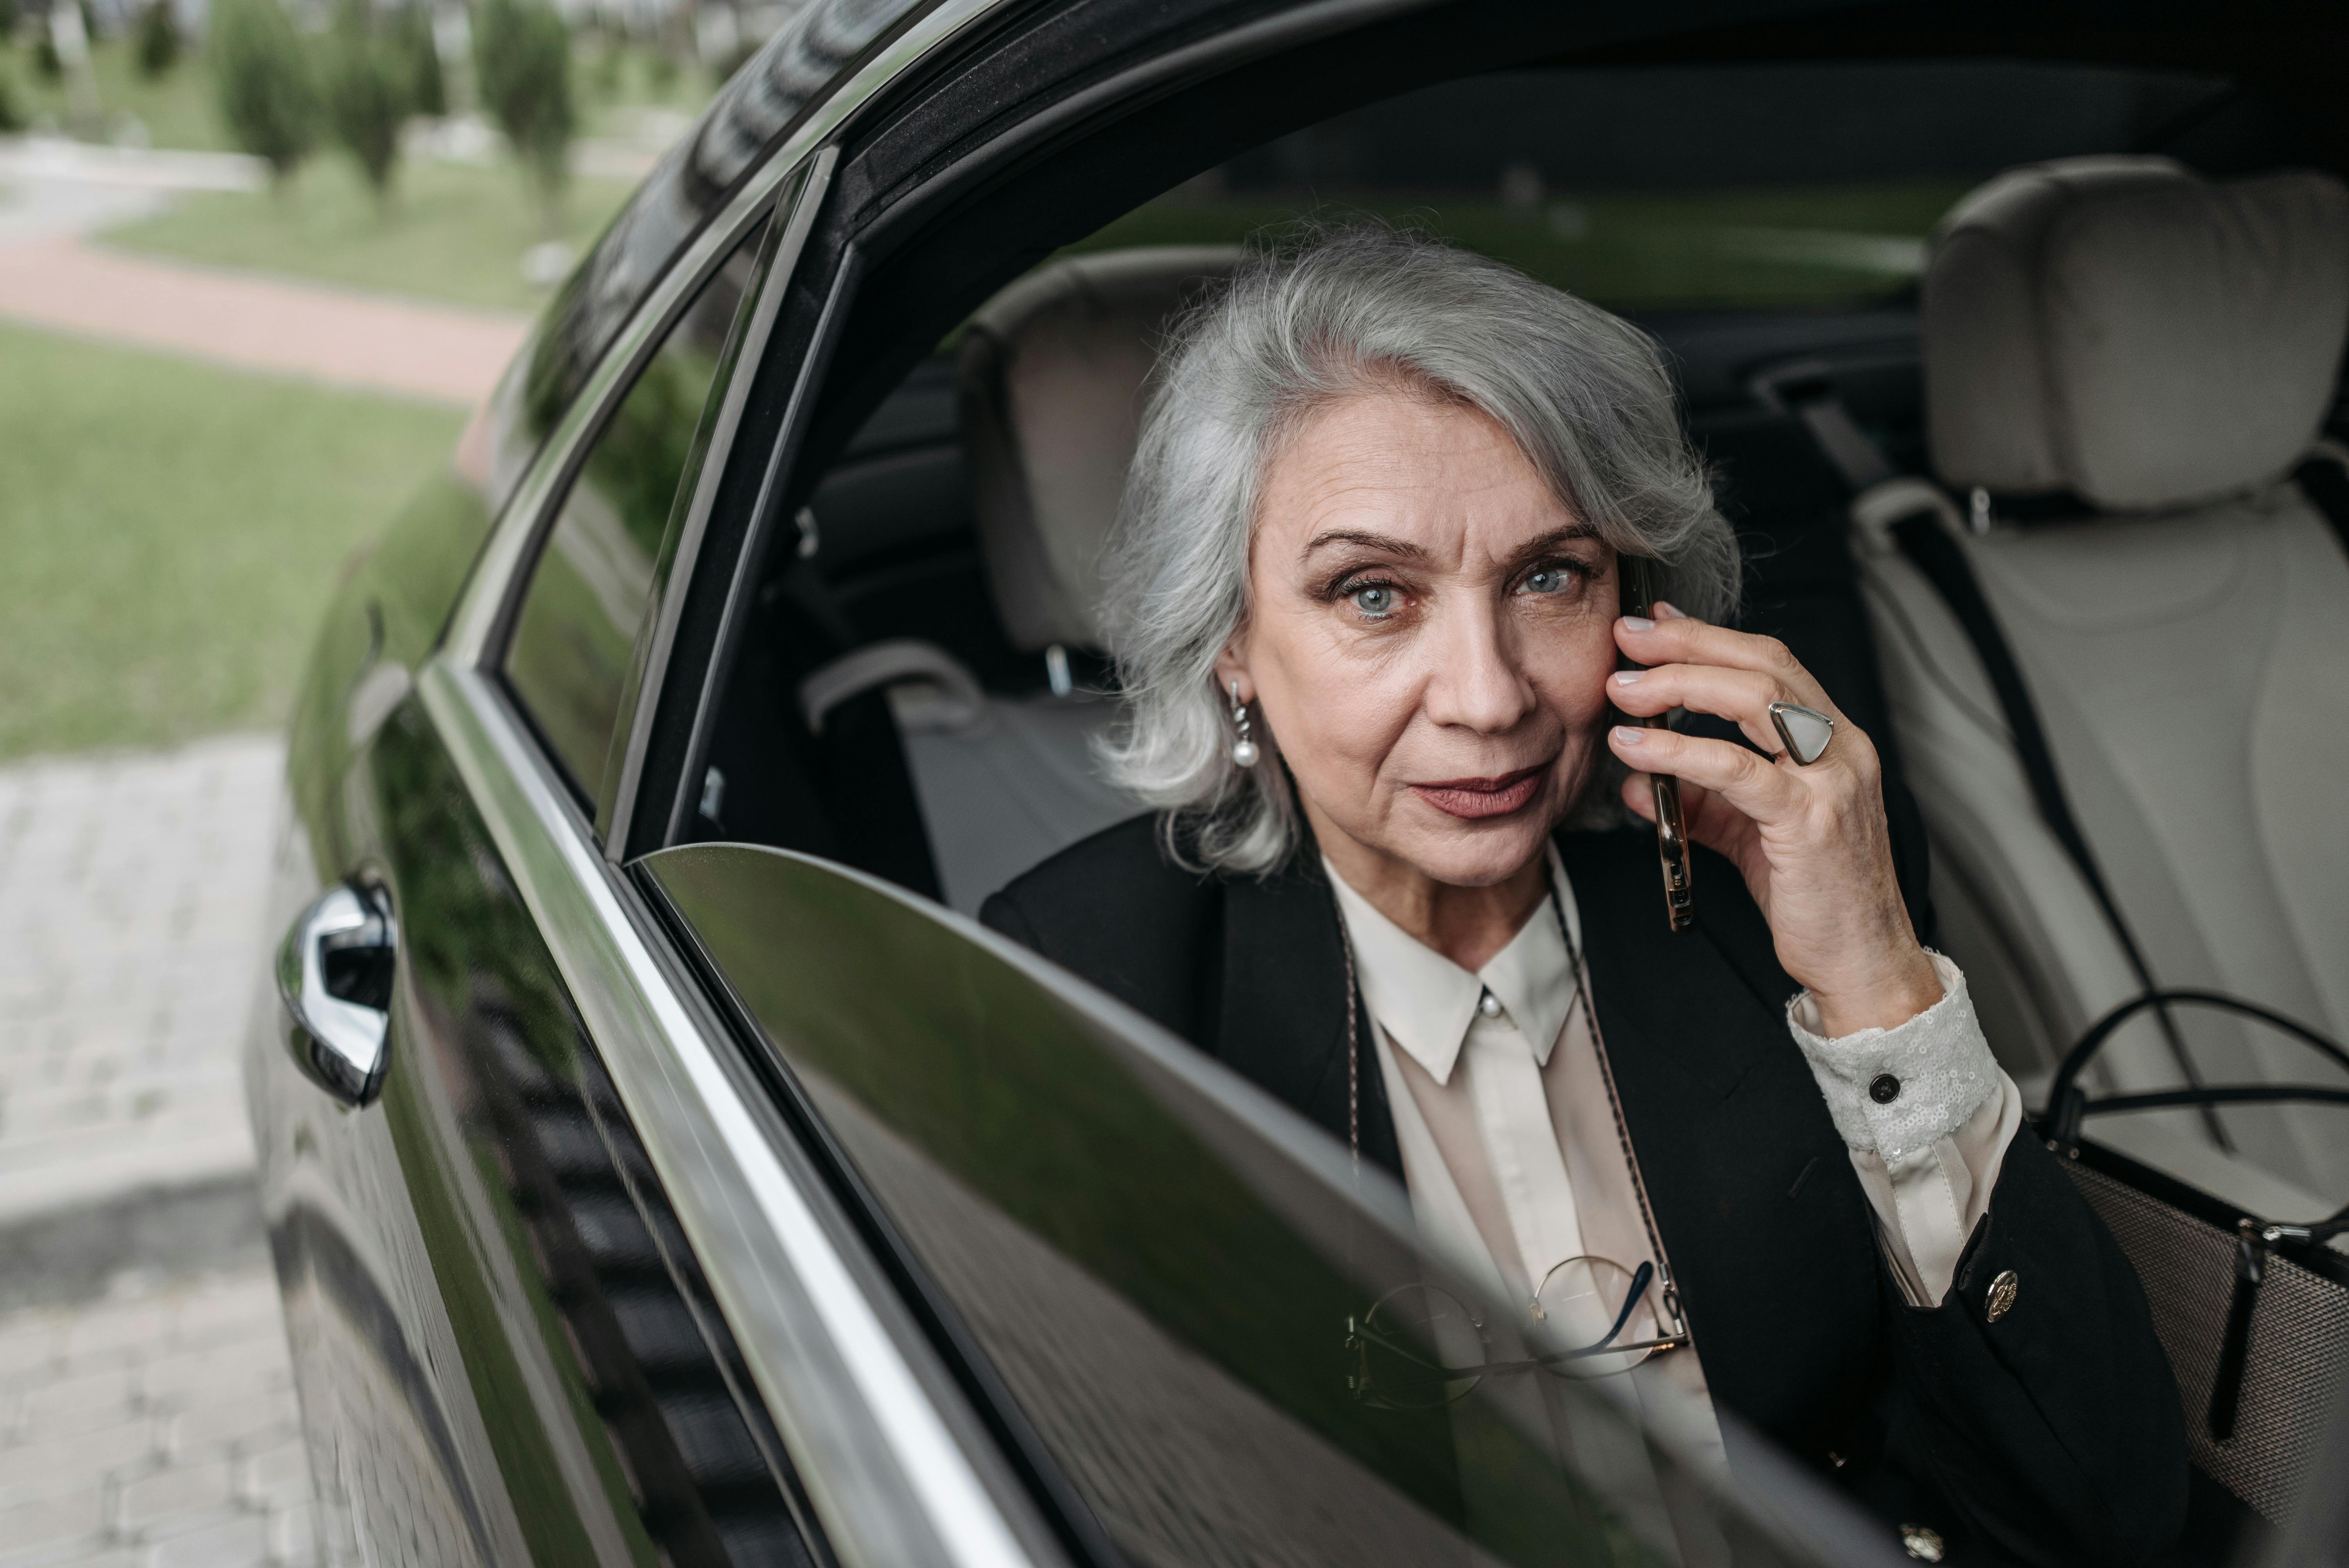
[0,10,716,760]
[0,8,1974,764]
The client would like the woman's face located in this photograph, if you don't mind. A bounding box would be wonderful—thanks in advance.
[1219,388,1620,889]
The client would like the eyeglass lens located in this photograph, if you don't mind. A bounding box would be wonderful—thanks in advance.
[1350,1256,1672,1408]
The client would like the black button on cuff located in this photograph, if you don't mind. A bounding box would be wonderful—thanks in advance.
[1869,1073,1902,1105]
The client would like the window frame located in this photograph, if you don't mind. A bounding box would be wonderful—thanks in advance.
[628,0,1925,868]
[409,7,1089,1563]
[597,149,838,853]
[495,164,821,829]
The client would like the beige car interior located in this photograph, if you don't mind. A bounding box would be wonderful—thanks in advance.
[793,162,2349,1235]
[797,246,1239,912]
[1849,155,2349,1219]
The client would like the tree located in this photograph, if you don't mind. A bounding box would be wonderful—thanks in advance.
[30,24,57,82]
[134,0,176,77]
[397,3,443,117]
[210,0,321,188]
[0,64,22,131]
[474,0,574,226]
[327,27,406,198]
[588,27,622,101]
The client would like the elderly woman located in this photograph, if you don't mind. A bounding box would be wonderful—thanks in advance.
[981,226,2184,1566]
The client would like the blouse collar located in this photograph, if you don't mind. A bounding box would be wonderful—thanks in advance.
[1322,843,1580,1087]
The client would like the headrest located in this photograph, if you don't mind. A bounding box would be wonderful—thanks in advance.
[1923,156,2349,511]
[959,246,1243,652]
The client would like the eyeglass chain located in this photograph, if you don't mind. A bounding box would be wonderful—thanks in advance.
[1330,858,1683,1331]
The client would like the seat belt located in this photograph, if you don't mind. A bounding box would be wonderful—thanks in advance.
[1882,504,2228,1142]
[1775,381,2227,1140]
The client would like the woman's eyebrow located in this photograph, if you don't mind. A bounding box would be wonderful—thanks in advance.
[1300,529,1433,563]
[1503,524,1602,568]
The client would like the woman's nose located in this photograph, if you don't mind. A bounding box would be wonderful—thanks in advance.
[1420,606,1537,733]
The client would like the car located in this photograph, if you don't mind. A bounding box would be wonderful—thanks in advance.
[246,0,2349,1563]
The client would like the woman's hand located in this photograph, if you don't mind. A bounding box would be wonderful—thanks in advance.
[1604,604,1940,1037]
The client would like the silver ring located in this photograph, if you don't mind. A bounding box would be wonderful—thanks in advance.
[1768,702,1835,766]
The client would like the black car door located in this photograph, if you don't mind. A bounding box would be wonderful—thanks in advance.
[250,139,843,1568]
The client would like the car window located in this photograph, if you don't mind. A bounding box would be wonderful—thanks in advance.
[505,222,770,816]
[515,0,927,455]
[647,843,1837,1568]
[1071,61,2229,311]
[677,51,2262,920]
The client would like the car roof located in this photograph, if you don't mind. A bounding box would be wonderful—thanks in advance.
[503,0,2345,511]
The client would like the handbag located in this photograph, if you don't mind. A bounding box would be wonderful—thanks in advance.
[2041,990,2349,1525]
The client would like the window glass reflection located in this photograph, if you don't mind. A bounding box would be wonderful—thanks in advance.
[505,224,767,809]
[649,845,1798,1568]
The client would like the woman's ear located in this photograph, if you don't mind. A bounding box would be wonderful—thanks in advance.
[1213,643,1253,706]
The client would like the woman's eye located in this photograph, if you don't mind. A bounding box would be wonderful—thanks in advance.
[1523,565,1576,596]
[1348,584,1397,618]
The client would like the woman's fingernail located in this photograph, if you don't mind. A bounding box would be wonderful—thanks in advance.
[1612,669,1643,686]
[1612,725,1646,747]
[1654,600,1684,620]
[1621,615,1654,632]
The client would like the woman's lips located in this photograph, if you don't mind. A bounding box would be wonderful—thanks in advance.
[1410,766,1546,820]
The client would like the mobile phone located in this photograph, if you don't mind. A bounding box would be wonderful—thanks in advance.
[1616,557,1695,933]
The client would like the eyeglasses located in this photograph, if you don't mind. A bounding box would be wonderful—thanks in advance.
[1346,1256,1690,1409]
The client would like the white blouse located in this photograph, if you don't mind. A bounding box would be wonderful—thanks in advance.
[1325,847,2022,1561]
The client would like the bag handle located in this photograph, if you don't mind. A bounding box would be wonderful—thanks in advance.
[2045,988,2349,1175]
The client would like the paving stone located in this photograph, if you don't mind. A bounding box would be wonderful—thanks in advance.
[0,1322,62,1381]
[0,738,308,1562]
[235,1438,310,1513]
[116,1458,235,1533]
[143,1509,271,1568]
[266,1499,321,1567]
[164,1385,299,1456]
[144,1335,296,1408]
[61,1300,176,1362]
[16,1365,139,1438]
[0,737,281,1221]
[0,1417,159,1501]
[0,1486,103,1559]
[171,1286,285,1351]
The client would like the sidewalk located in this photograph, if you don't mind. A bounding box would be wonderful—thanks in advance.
[0,237,527,406]
[0,736,282,1229]
[0,1274,312,1567]
[0,137,527,406]
[0,736,313,1566]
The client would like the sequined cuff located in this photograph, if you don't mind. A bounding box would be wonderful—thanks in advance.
[1787,953,1998,1163]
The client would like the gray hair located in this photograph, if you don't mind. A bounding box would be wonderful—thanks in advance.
[1098,223,1740,875]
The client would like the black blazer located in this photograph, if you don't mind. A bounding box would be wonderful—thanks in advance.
[983,815,2189,1568]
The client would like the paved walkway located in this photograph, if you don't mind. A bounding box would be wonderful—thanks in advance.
[0,737,283,1229]
[0,237,527,406]
[0,136,527,406]
[0,1271,312,1566]
[0,736,311,1566]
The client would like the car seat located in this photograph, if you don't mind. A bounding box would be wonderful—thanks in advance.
[1845,155,2349,1216]
[796,246,1243,913]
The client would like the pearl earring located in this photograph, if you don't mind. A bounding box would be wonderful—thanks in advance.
[1228,681,1258,768]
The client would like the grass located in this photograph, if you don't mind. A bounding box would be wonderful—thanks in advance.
[6,33,676,315]
[0,31,715,151]
[0,320,464,761]
[0,36,234,150]
[1072,180,1974,309]
[103,155,640,313]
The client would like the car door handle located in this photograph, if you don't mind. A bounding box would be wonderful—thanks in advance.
[276,882,397,1107]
